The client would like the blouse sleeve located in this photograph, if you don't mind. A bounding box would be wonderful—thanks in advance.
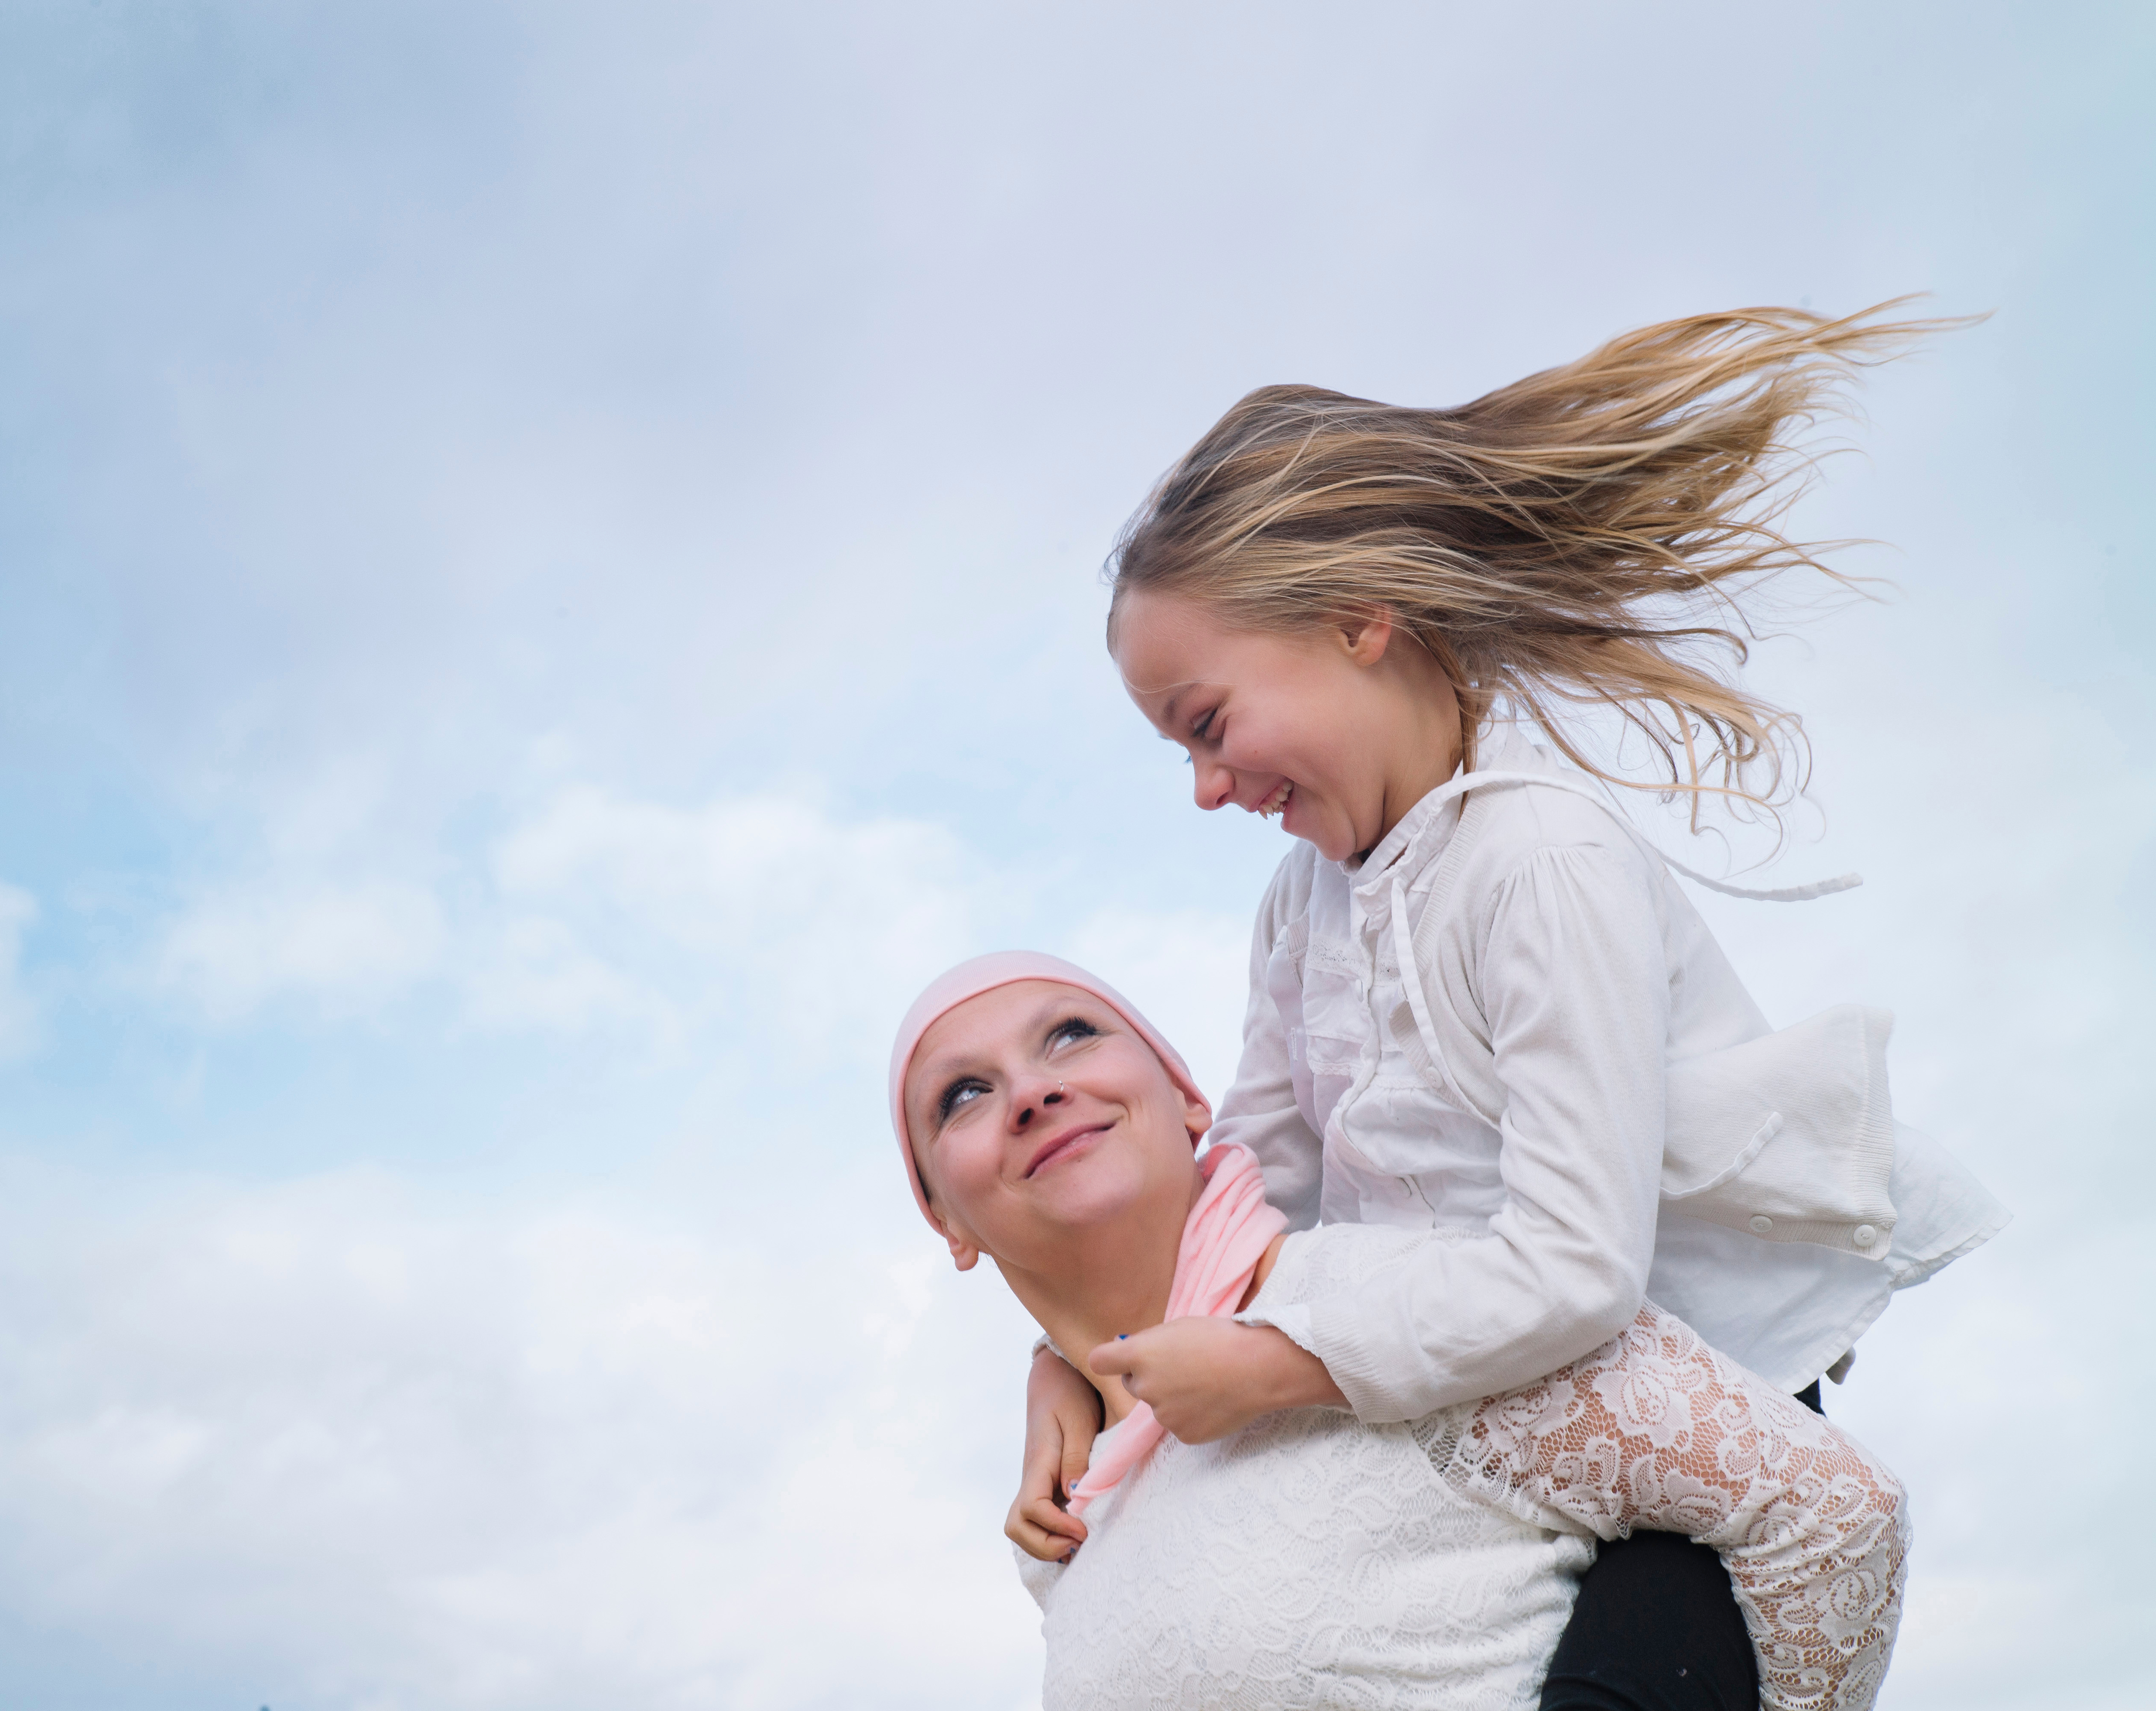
[1424,1304,1910,1711]
[1308,841,1668,1420]
[1207,859,1325,1232]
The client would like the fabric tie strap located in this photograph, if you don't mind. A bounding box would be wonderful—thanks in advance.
[1409,767,1862,903]
[1065,1141,1289,1518]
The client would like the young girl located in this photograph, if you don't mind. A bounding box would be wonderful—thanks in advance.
[1012,304,2006,1705]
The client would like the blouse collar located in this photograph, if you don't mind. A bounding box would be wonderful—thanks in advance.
[1343,759,1467,893]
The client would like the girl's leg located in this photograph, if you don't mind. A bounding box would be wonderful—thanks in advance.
[1539,1375,1828,1707]
[1537,1531,1757,1711]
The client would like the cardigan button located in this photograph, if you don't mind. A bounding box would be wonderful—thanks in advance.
[1748,1214,1774,1235]
[1854,1224,1877,1247]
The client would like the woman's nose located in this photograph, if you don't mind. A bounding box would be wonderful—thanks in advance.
[1012,1075,1067,1128]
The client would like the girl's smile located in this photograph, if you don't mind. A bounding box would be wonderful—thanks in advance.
[1110,588,1464,864]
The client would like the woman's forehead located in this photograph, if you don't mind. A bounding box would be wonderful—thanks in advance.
[912,980,1099,1067]
[905,980,1118,1101]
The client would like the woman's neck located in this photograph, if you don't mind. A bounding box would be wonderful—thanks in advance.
[1008,1257,1171,1427]
[996,1170,1205,1426]
[1003,1222,1290,1429]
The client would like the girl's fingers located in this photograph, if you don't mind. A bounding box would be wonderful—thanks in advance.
[1004,1494,1054,1556]
[1024,1496,1086,1541]
[1007,1517,1072,1561]
[1059,1434,1092,1500]
[1018,1439,1062,1506]
[1006,1496,1086,1561]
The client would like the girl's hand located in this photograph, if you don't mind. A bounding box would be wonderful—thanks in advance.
[1006,1345,1101,1563]
[1088,1318,1347,1444]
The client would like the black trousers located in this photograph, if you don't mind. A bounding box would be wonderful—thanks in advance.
[1537,1382,1824,1710]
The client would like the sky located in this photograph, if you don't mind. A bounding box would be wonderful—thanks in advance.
[0,1,2150,1707]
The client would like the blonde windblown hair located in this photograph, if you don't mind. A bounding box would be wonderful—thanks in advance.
[1106,300,1964,832]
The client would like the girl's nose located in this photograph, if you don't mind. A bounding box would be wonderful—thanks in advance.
[1192,758,1236,812]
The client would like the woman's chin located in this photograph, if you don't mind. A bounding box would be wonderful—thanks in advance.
[1017,1151,1158,1231]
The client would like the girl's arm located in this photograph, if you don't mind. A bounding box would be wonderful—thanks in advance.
[1312,841,1672,1421]
[1006,1344,1103,1562]
[1431,1303,1908,1711]
[1205,859,1324,1228]
[1008,861,1328,1534]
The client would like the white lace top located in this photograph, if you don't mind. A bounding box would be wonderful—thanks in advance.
[1020,1226,1908,1711]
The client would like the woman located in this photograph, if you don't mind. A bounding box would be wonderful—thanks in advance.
[891,952,1906,1711]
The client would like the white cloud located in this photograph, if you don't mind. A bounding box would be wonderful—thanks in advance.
[0,882,39,1061]
[461,913,677,1038]
[486,785,1008,1065]
[0,1166,1044,1711]
[471,789,1267,1095]
[154,879,447,1024]
[1063,906,1252,1104]
[138,783,1130,1062]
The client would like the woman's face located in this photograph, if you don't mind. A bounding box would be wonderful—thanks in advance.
[904,980,1208,1271]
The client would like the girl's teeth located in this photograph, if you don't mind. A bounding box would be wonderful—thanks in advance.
[1260,783,1293,819]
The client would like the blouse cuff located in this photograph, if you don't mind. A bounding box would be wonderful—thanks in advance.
[1032,1332,1074,1366]
[1234,1302,1318,1357]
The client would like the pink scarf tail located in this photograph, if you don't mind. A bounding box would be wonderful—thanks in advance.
[1065,1142,1289,1518]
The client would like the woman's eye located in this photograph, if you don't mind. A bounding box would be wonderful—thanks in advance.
[1048,1018,1099,1050]
[938,1081,988,1121]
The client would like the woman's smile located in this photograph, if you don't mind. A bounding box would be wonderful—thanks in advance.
[1024,1120,1113,1180]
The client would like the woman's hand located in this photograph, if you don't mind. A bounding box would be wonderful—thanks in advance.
[1089,1318,1347,1444]
[1006,1345,1102,1563]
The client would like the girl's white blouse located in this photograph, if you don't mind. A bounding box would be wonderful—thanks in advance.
[1023,1225,1907,1711]
[1210,725,2006,1415]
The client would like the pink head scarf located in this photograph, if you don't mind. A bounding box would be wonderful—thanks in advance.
[887,950,1209,1231]
[889,952,1288,1516]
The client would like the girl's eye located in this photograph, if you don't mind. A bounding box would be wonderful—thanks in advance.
[1191,710,1215,742]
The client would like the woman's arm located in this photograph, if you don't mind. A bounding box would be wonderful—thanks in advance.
[1310,842,1671,1420]
[1430,1304,1909,1711]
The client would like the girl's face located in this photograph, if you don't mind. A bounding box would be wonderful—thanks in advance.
[904,980,1208,1273]
[1111,588,1462,863]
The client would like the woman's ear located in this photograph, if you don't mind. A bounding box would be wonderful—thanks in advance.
[925,1206,982,1273]
[1182,1088,1213,1147]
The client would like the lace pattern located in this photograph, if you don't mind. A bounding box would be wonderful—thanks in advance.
[1024,1223,1593,1710]
[1424,1305,1909,1711]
